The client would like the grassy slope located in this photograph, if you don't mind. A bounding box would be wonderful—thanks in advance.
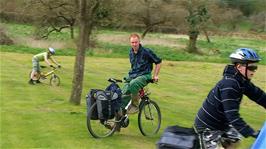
[1,52,265,149]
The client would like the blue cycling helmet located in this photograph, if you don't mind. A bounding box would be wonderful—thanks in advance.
[229,48,261,64]
[48,47,55,55]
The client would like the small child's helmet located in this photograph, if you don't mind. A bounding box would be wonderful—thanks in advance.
[48,47,55,55]
[229,48,261,64]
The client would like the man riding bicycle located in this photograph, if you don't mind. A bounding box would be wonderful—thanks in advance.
[121,33,162,114]
[194,48,266,149]
[29,47,61,85]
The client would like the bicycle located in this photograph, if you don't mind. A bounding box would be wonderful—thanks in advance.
[29,66,61,86]
[86,78,161,138]
[157,124,243,149]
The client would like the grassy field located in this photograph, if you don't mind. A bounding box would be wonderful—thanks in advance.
[1,23,266,65]
[1,52,265,149]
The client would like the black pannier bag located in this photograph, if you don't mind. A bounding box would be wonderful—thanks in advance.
[86,82,122,121]
[157,125,199,149]
[86,89,102,120]
[95,90,116,120]
[105,82,122,111]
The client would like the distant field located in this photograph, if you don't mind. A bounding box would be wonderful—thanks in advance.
[1,52,265,149]
[1,23,266,64]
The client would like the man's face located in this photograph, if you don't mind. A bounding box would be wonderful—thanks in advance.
[237,63,258,80]
[130,37,140,52]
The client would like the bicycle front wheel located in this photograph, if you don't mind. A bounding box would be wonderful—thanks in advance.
[50,74,60,86]
[87,102,117,138]
[138,99,161,136]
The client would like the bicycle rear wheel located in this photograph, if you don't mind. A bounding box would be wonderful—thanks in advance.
[50,74,60,86]
[87,102,117,138]
[138,99,161,136]
[29,70,40,81]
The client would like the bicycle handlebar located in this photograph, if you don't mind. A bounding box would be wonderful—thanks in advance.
[108,78,122,83]
[148,79,156,83]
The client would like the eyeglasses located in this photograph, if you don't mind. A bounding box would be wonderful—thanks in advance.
[246,65,258,71]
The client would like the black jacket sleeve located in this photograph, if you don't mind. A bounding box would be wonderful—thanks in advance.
[244,81,266,109]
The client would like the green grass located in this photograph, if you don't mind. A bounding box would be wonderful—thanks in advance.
[1,52,266,148]
[1,23,266,65]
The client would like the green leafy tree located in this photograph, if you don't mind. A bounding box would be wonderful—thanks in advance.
[185,0,210,53]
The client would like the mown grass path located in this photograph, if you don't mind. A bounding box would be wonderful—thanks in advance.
[1,52,265,148]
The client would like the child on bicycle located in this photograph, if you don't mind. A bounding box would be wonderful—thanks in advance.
[194,48,266,149]
[29,47,61,85]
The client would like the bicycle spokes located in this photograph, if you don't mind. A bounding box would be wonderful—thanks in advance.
[87,103,116,138]
[138,100,161,136]
[50,74,60,86]
[144,104,154,120]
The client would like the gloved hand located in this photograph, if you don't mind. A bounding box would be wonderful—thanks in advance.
[251,130,260,138]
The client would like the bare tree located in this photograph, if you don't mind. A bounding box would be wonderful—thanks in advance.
[69,0,109,105]
[31,0,79,39]
[209,3,243,31]
[250,12,266,32]
[120,0,172,38]
[69,0,89,105]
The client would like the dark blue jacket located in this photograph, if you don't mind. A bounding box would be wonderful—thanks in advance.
[128,44,162,79]
[194,65,266,137]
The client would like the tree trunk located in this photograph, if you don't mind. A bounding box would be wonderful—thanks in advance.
[70,25,74,39]
[141,25,153,39]
[187,30,199,53]
[141,21,166,39]
[69,0,88,105]
[203,29,210,43]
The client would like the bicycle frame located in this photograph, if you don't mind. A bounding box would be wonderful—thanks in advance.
[30,67,61,86]
[124,87,150,111]
[39,67,57,79]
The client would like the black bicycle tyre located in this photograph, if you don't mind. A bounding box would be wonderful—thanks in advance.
[50,74,60,86]
[138,99,161,136]
[87,102,116,138]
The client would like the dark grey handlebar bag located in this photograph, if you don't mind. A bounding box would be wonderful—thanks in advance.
[157,125,199,149]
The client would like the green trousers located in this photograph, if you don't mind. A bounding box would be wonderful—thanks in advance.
[121,74,151,109]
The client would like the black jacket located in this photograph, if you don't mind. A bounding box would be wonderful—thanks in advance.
[194,65,266,137]
[128,44,162,79]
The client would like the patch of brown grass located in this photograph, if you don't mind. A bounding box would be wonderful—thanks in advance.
[14,37,76,49]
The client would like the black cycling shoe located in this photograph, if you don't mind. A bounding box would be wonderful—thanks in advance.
[28,80,35,85]
[36,80,41,83]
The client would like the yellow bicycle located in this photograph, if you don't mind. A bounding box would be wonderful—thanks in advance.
[29,66,61,86]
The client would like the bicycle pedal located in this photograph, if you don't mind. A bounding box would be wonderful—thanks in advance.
[120,116,129,128]
[104,124,113,130]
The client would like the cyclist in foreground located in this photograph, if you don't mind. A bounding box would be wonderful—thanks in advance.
[194,48,266,149]
[29,47,61,85]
